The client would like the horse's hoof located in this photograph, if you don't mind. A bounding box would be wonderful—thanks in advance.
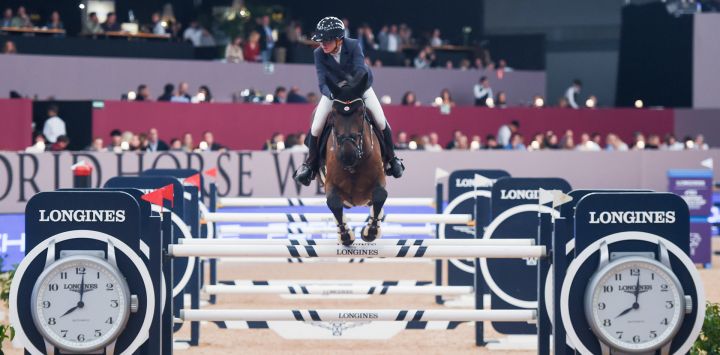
[339,228,355,246]
[361,224,382,242]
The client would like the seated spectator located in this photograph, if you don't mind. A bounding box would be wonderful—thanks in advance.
[401,91,420,106]
[46,11,63,30]
[199,28,216,47]
[273,86,287,104]
[196,85,213,103]
[243,31,261,62]
[469,135,482,150]
[425,132,443,152]
[430,28,443,47]
[373,59,383,67]
[473,58,484,70]
[413,48,431,69]
[2,40,17,54]
[474,76,493,107]
[12,6,32,28]
[605,133,629,151]
[182,132,194,152]
[146,128,169,152]
[662,134,684,151]
[439,88,455,107]
[158,83,174,101]
[544,132,560,149]
[484,134,500,150]
[170,138,182,150]
[171,82,192,103]
[306,92,318,105]
[395,131,409,150]
[510,133,526,150]
[263,132,285,150]
[575,133,601,151]
[183,20,203,46]
[557,97,570,108]
[42,105,66,144]
[88,137,106,152]
[25,131,47,153]
[455,135,469,150]
[286,86,308,103]
[128,133,146,151]
[446,130,463,149]
[694,134,709,150]
[591,132,603,148]
[202,130,226,151]
[225,36,244,63]
[631,131,646,150]
[495,91,508,108]
[286,134,309,152]
[83,12,103,35]
[529,132,545,150]
[1,8,13,27]
[108,129,123,152]
[497,59,513,72]
[386,25,400,52]
[50,135,70,151]
[444,60,454,70]
[102,12,121,32]
[560,130,575,149]
[151,12,166,35]
[459,59,471,71]
[135,84,151,101]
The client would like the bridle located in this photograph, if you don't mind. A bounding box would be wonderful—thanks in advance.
[331,97,373,173]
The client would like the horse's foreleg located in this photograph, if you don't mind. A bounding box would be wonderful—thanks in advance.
[361,185,387,242]
[327,188,355,246]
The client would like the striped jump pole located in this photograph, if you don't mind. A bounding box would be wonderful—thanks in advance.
[217,225,435,236]
[218,197,435,207]
[216,257,434,264]
[204,284,473,296]
[168,244,546,259]
[179,309,537,322]
[202,212,472,224]
[179,238,536,246]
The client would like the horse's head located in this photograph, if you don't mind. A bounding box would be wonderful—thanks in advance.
[328,73,369,171]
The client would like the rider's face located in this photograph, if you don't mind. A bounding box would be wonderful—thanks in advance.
[321,40,338,54]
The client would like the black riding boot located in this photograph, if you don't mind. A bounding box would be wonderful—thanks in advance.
[381,126,405,178]
[293,134,320,186]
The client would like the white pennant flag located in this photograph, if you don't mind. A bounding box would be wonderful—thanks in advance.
[434,168,450,181]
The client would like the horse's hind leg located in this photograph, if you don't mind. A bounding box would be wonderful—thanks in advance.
[361,185,387,242]
[327,188,355,246]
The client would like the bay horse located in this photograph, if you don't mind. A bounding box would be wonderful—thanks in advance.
[321,74,387,246]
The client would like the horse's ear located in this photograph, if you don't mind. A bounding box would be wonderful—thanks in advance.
[327,79,342,98]
[353,72,369,97]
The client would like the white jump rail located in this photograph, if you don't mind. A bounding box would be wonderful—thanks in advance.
[203,212,472,224]
[179,309,537,322]
[168,244,546,259]
[218,197,434,207]
[204,284,473,296]
[217,225,435,236]
[216,257,434,264]
[179,238,536,246]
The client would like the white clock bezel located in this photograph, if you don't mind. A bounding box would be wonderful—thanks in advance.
[30,255,132,353]
[584,256,685,353]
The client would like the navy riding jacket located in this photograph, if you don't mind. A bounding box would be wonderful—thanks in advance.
[314,37,374,98]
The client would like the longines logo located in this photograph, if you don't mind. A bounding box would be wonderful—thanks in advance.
[336,249,379,256]
[337,312,379,320]
[675,180,706,187]
[64,283,99,292]
[500,189,539,200]
[39,209,126,223]
[588,211,675,224]
[619,285,652,293]
[455,178,495,188]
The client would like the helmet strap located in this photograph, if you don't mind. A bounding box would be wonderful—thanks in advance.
[330,38,343,54]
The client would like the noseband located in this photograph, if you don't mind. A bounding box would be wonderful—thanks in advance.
[331,97,371,173]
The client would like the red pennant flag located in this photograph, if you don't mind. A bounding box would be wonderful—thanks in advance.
[141,189,164,211]
[204,168,217,178]
[184,173,201,188]
[160,184,174,208]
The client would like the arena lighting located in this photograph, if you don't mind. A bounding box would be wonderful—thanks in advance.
[120,141,130,151]
[634,99,644,109]
[469,141,481,150]
[127,91,137,101]
[530,141,541,150]
[196,92,206,102]
[265,94,274,103]
[585,96,597,108]
[408,141,418,150]
[240,89,251,97]
[78,3,85,10]
[686,140,695,149]
[380,95,392,104]
[199,141,209,151]
[485,97,495,108]
[276,141,285,150]
[533,96,545,108]
[433,97,443,106]
[160,21,167,27]
[636,141,646,150]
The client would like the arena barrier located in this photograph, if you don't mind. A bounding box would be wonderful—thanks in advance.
[202,212,472,224]
[9,185,705,355]
[217,224,435,235]
[178,238,536,246]
[218,197,435,207]
[203,284,474,296]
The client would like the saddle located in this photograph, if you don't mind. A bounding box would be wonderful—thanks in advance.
[317,112,388,169]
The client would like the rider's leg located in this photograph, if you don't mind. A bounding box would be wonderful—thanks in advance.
[293,95,333,186]
[362,87,405,178]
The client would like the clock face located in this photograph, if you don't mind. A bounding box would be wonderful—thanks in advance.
[586,257,684,353]
[31,255,130,352]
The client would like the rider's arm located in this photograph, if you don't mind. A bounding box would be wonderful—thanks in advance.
[314,49,333,98]
[348,40,370,86]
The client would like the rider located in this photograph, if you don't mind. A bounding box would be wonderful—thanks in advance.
[293,16,405,186]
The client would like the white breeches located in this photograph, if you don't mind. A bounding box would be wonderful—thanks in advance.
[310,87,387,136]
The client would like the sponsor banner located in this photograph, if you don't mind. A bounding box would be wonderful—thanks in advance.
[668,169,714,216]
[689,219,712,266]
[0,214,24,272]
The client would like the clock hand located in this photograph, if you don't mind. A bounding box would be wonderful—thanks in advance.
[633,272,641,303]
[615,305,635,319]
[60,304,79,317]
[79,273,85,302]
